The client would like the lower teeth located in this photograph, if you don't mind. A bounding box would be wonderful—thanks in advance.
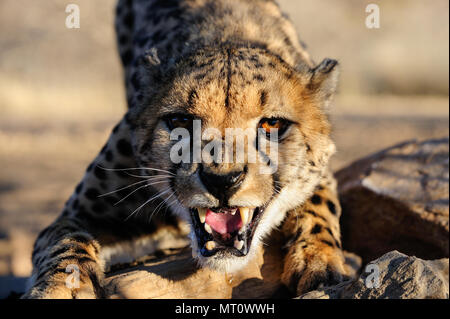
[197,208,253,253]
[205,241,216,251]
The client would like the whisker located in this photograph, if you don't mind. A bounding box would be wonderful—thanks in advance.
[98,175,170,198]
[98,179,149,198]
[148,192,175,223]
[124,172,174,179]
[164,190,187,217]
[164,198,179,215]
[125,188,171,221]
[114,180,168,206]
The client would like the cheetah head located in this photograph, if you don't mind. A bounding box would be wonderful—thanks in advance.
[130,46,339,272]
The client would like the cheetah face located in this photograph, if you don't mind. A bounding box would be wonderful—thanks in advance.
[132,47,339,272]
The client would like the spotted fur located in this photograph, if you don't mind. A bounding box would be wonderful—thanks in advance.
[24,0,347,298]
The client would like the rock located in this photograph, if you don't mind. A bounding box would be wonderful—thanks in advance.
[299,251,449,299]
[336,137,449,263]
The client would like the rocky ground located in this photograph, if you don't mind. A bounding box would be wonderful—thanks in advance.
[299,251,448,299]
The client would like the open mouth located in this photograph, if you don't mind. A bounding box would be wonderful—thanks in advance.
[190,206,265,257]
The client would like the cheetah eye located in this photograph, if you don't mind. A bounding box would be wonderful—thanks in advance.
[258,118,291,140]
[165,114,193,131]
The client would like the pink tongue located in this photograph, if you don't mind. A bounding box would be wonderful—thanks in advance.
[205,209,243,235]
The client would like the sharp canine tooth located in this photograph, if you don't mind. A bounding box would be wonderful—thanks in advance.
[248,209,254,223]
[204,223,212,234]
[231,209,237,215]
[205,241,216,251]
[239,207,250,225]
[198,208,206,223]
[234,240,244,250]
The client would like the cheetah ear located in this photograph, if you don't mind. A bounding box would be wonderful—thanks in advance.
[140,47,163,82]
[144,47,161,68]
[307,58,339,110]
[135,48,164,104]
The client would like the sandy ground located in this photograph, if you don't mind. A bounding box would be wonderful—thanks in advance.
[0,0,448,297]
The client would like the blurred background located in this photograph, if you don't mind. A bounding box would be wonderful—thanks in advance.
[0,0,448,297]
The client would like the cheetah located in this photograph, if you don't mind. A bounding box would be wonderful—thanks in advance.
[24,0,348,298]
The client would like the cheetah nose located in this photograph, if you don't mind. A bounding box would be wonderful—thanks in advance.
[199,165,247,204]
